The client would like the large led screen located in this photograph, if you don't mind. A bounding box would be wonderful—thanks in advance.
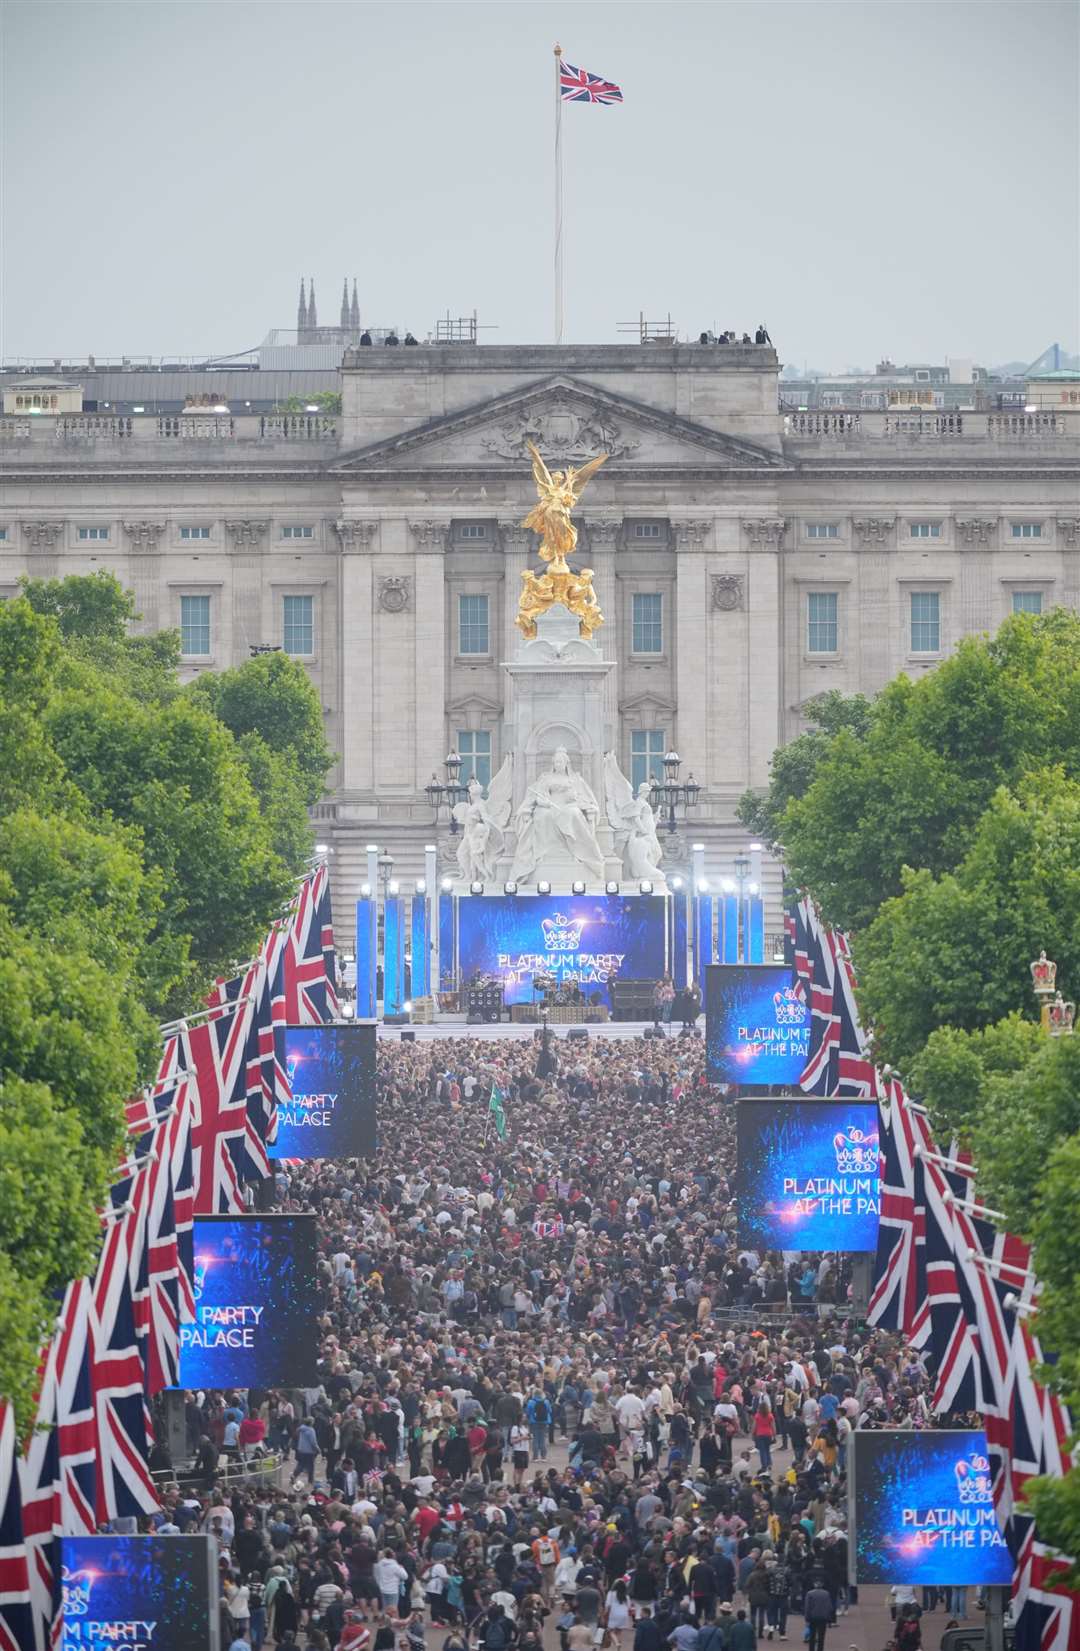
[850,1429,1013,1585]
[176,1215,317,1390]
[268,1022,376,1160]
[736,1099,880,1251]
[59,1534,219,1651]
[706,963,811,1087]
[457,894,666,1005]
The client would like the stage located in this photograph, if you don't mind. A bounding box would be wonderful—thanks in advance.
[374,1018,702,1044]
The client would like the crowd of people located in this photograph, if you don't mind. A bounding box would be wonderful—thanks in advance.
[146,1030,958,1651]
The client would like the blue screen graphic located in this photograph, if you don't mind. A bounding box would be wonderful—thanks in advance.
[852,1429,1013,1585]
[706,964,811,1087]
[60,1534,215,1651]
[269,1023,376,1161]
[177,1215,317,1390]
[736,1100,880,1252]
[457,894,666,1005]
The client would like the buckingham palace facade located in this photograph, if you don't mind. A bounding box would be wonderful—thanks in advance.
[3,340,1079,919]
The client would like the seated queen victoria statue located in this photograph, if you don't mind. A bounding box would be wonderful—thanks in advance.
[509,747,606,886]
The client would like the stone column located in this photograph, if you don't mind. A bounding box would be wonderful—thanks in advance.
[408,521,448,792]
[741,518,786,790]
[335,518,379,793]
[672,519,714,782]
[225,520,270,654]
[852,517,896,695]
[956,517,997,633]
[498,520,533,731]
[122,521,166,632]
[1059,518,1080,610]
[582,516,621,745]
[20,521,64,581]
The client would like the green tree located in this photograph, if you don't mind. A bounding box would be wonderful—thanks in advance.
[777,611,1080,932]
[854,770,1080,1067]
[736,690,872,848]
[186,648,334,804]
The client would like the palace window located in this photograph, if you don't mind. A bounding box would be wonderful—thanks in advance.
[910,591,941,653]
[77,526,109,541]
[282,593,314,655]
[179,525,211,540]
[457,524,490,540]
[631,729,666,790]
[1012,590,1044,615]
[1011,522,1043,539]
[458,593,489,655]
[807,591,838,653]
[179,594,211,657]
[631,522,664,539]
[909,521,942,539]
[632,592,663,654]
[806,523,839,539]
[458,730,492,787]
[281,525,314,540]
[0,529,7,541]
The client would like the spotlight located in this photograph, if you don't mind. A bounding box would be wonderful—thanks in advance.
[639,880,654,895]
[749,841,764,852]
[343,952,355,964]
[572,880,586,895]
[360,882,372,897]
[470,881,484,895]
[315,842,329,854]
[339,1001,355,1018]
[441,876,453,891]
[721,877,737,893]
[605,880,620,895]
[537,880,552,895]
[671,876,684,891]
[696,878,710,894]
[416,878,426,894]
[388,879,400,895]
[748,881,760,895]
[503,880,518,895]
[772,947,786,963]
[403,1000,412,1013]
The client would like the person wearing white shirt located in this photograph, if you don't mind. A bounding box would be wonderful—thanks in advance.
[615,1390,646,1435]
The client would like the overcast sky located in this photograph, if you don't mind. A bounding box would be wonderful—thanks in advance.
[2,0,1077,368]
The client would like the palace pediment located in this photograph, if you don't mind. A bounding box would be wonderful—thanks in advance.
[332,376,783,473]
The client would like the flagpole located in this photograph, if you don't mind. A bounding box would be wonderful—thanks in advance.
[554,41,564,344]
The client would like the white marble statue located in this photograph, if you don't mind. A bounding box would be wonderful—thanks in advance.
[603,751,665,881]
[452,758,513,885]
[510,747,605,885]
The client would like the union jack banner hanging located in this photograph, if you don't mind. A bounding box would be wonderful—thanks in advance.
[560,60,623,104]
[0,1401,33,1651]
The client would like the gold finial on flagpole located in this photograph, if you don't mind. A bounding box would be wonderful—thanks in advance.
[554,41,562,56]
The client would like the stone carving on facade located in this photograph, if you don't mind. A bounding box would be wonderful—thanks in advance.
[334,518,378,550]
[852,517,895,546]
[671,519,713,548]
[497,520,534,551]
[481,406,640,464]
[21,522,65,549]
[602,753,665,882]
[955,518,997,545]
[408,520,449,550]
[743,518,787,548]
[122,521,166,551]
[712,573,744,611]
[1056,518,1080,547]
[377,576,412,613]
[583,517,622,548]
[224,520,269,548]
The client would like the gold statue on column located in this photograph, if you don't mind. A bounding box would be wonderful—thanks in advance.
[515,441,608,640]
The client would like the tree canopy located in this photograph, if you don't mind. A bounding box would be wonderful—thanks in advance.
[0,572,333,1421]
[746,608,1080,1576]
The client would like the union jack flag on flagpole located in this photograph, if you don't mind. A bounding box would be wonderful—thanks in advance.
[20,1351,59,1651]
[281,865,339,1025]
[559,59,623,103]
[0,1401,33,1651]
[90,1201,159,1522]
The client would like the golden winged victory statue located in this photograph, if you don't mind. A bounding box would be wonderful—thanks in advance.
[515,440,609,640]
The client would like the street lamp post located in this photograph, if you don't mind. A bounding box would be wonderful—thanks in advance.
[649,750,701,835]
[425,751,469,834]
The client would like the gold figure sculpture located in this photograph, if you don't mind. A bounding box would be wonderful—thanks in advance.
[515,440,608,640]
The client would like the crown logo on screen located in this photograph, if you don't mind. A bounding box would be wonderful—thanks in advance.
[542,912,583,951]
[954,1451,992,1503]
[832,1126,878,1175]
[772,983,806,1026]
[193,1257,208,1302]
[61,1567,93,1618]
